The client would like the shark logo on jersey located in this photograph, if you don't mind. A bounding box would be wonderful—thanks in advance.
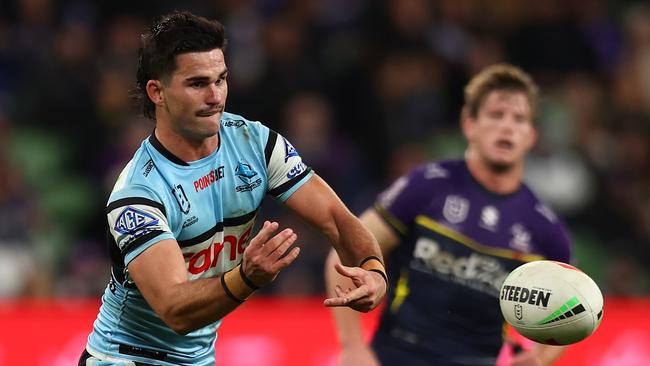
[235,161,262,192]
[284,138,299,162]
[443,195,469,224]
[172,184,191,214]
[114,207,159,235]
[235,162,258,183]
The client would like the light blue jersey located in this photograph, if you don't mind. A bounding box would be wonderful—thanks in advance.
[84,112,314,365]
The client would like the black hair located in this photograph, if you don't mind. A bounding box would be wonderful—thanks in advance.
[134,11,227,119]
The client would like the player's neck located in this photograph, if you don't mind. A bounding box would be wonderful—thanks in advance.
[465,153,523,195]
[154,125,219,163]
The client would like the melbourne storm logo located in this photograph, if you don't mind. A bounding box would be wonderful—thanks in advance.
[235,161,262,192]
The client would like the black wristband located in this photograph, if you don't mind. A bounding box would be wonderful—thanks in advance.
[221,272,244,303]
[239,262,260,290]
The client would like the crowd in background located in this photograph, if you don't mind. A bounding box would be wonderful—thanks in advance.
[0,0,649,298]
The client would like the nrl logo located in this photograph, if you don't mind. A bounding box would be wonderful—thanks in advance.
[515,304,523,320]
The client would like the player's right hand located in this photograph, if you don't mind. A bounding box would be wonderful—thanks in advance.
[339,343,380,366]
[241,221,300,287]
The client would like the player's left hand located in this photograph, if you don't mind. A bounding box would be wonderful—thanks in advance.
[323,263,386,312]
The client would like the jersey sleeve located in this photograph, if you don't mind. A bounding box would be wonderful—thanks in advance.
[535,203,572,263]
[374,166,430,237]
[106,185,175,266]
[264,129,314,202]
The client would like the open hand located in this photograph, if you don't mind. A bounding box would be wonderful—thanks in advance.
[323,263,386,312]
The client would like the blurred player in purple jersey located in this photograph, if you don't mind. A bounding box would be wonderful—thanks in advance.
[325,64,571,366]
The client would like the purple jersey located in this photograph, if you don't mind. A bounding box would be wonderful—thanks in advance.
[371,160,571,366]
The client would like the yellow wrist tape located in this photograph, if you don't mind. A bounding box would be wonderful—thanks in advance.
[360,256,388,284]
[221,265,256,303]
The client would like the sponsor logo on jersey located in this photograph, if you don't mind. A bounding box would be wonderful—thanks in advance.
[114,207,160,235]
[287,162,306,179]
[479,206,499,231]
[182,215,199,228]
[283,138,299,162]
[535,203,558,223]
[235,161,262,192]
[193,166,225,192]
[142,158,155,177]
[424,163,448,179]
[183,226,253,275]
[223,119,246,128]
[500,285,551,308]
[443,195,469,224]
[509,224,532,252]
[172,184,191,214]
[411,237,509,296]
[379,176,409,208]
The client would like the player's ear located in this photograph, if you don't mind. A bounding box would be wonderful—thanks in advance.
[527,124,538,150]
[146,80,164,107]
[461,108,476,142]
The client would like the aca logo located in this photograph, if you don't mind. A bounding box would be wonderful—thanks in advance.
[283,138,299,162]
[114,207,159,235]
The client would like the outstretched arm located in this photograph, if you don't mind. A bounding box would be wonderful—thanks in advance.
[325,208,400,366]
[284,174,387,312]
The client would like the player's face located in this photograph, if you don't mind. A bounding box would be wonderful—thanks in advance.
[160,48,228,140]
[464,90,537,171]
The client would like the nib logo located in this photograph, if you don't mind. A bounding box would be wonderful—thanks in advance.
[115,207,159,234]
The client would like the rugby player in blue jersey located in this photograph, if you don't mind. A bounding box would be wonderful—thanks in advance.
[78,12,386,366]
[326,64,571,366]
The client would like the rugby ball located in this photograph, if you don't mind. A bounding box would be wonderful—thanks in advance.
[499,260,603,345]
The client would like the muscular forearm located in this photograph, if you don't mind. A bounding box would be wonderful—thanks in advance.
[161,276,243,335]
[327,207,383,266]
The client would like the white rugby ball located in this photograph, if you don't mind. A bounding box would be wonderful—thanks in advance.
[499,260,603,345]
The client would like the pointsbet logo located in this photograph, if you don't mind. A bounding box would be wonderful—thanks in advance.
[500,285,551,307]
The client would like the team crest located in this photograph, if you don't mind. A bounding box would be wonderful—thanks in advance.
[509,224,532,252]
[443,195,469,224]
[114,207,159,235]
[172,184,191,214]
[235,161,262,192]
[284,138,299,162]
[235,162,258,183]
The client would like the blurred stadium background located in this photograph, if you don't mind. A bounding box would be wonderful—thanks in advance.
[0,0,649,365]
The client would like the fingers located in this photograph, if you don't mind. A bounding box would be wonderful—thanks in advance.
[262,229,297,258]
[271,246,300,272]
[334,262,365,278]
[247,221,279,252]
